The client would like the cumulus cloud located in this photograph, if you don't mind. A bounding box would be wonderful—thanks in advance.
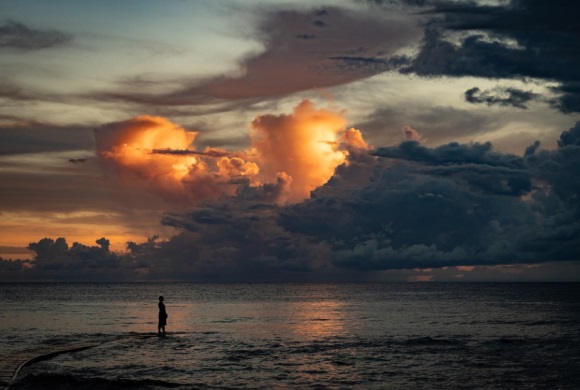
[402,125,423,141]
[0,235,182,281]
[94,100,368,205]
[0,237,125,281]
[3,111,579,281]
[89,120,580,280]
[251,100,352,201]
[94,115,217,205]
[280,128,580,271]
[340,128,370,150]
[0,21,71,50]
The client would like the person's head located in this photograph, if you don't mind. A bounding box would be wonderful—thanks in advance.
[159,296,164,302]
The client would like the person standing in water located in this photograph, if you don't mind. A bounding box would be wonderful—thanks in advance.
[158,296,168,335]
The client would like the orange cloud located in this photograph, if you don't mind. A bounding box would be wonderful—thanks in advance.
[217,157,260,180]
[402,125,423,142]
[95,101,368,205]
[95,115,198,179]
[251,100,356,201]
[341,128,369,150]
[95,116,226,204]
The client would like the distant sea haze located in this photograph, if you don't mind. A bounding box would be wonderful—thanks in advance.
[1,283,579,389]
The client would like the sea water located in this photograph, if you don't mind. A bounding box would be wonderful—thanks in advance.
[1,283,579,389]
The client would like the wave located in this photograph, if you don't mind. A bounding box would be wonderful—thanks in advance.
[13,373,185,390]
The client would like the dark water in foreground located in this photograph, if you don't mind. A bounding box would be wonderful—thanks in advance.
[1,283,579,389]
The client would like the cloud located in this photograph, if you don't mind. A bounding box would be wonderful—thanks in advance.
[122,122,580,279]
[0,121,94,155]
[279,129,580,271]
[399,1,580,113]
[94,115,229,205]
[464,87,537,109]
[251,99,354,201]
[354,105,503,147]
[3,109,579,281]
[0,21,71,50]
[17,237,117,275]
[550,82,580,114]
[95,7,420,105]
[94,100,368,205]
[372,139,526,168]
[402,125,423,141]
[68,158,88,164]
[557,121,580,147]
[0,236,155,281]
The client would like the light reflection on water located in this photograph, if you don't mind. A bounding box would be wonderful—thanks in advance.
[1,283,579,388]
[287,300,346,339]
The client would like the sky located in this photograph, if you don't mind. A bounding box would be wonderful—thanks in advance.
[0,0,579,282]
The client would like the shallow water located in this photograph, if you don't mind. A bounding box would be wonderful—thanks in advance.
[1,283,579,388]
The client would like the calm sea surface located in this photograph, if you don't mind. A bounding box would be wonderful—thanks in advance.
[0,283,579,389]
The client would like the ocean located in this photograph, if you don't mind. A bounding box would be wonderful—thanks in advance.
[1,283,579,389]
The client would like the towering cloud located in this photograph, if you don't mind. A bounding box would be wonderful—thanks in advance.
[94,101,368,205]
[251,100,356,201]
[3,117,580,281]
[95,115,223,204]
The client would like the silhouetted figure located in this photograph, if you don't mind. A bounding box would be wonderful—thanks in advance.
[158,296,168,335]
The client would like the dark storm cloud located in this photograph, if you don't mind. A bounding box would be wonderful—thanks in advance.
[557,121,580,147]
[3,122,580,281]
[26,237,118,270]
[550,82,580,114]
[399,0,580,113]
[372,139,526,168]
[0,237,133,281]
[464,86,537,109]
[0,258,30,271]
[279,131,580,271]
[150,123,580,278]
[158,200,332,281]
[0,21,71,50]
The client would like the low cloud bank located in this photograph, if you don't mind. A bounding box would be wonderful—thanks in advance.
[3,121,579,281]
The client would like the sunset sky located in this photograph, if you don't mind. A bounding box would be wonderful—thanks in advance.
[1,0,579,281]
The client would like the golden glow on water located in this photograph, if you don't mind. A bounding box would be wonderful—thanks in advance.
[287,300,347,339]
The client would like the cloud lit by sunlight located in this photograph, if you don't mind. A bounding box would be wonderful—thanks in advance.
[251,100,364,201]
[95,100,368,205]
